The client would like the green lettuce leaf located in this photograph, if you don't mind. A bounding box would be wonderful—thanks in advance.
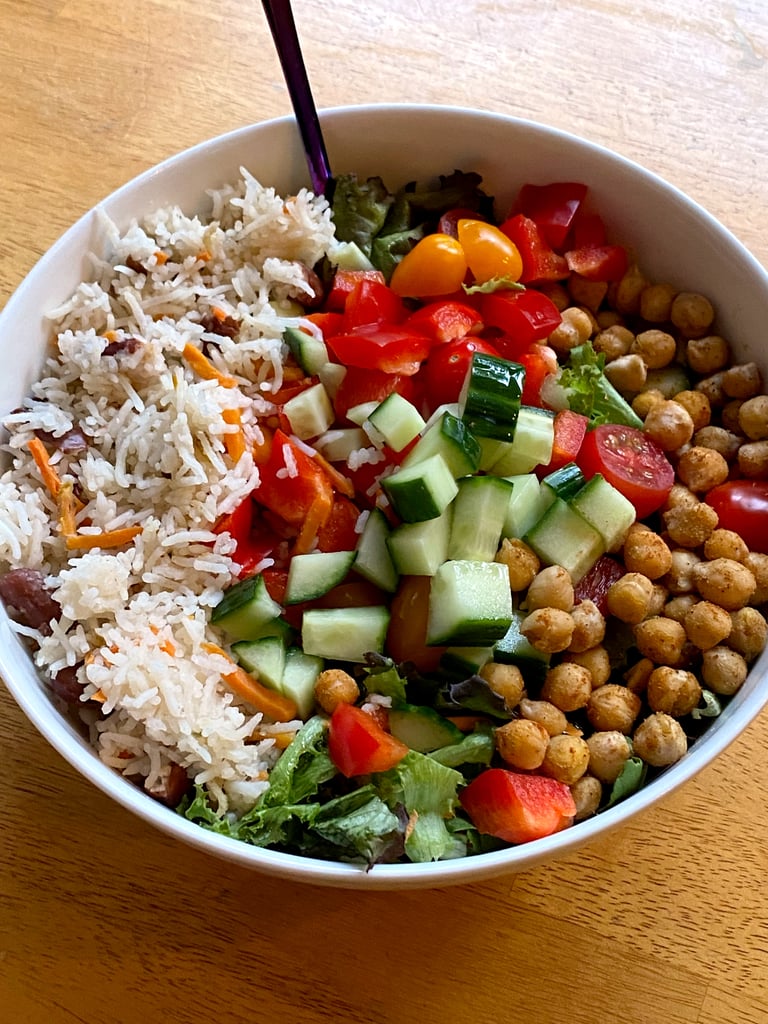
[258,715,336,808]
[462,276,526,296]
[331,174,394,257]
[556,342,643,428]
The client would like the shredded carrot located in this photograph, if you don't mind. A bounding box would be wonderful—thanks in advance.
[222,408,247,461]
[65,525,143,551]
[311,449,356,499]
[212,306,228,322]
[149,624,176,657]
[293,490,334,555]
[153,251,169,265]
[270,732,296,750]
[90,688,107,703]
[27,437,62,498]
[57,480,78,537]
[182,342,237,388]
[102,330,118,343]
[202,642,298,722]
[197,249,212,262]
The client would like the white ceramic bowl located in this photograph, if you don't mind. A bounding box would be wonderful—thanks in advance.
[2,105,767,889]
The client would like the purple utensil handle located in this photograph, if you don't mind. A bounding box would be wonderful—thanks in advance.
[262,0,332,195]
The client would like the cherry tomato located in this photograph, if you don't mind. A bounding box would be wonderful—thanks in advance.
[457,218,523,284]
[327,702,409,778]
[576,424,674,519]
[460,769,576,844]
[423,336,502,411]
[704,481,768,554]
[386,575,446,672]
[390,233,468,298]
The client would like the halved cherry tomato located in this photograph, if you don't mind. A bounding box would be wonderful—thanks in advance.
[704,481,768,554]
[499,214,569,283]
[457,218,523,284]
[517,345,559,407]
[479,289,562,346]
[390,233,468,298]
[325,322,432,375]
[386,575,447,672]
[539,409,589,473]
[343,278,407,329]
[405,300,483,344]
[576,424,674,519]
[333,367,418,423]
[327,702,409,777]
[423,336,502,411]
[326,269,386,311]
[565,244,629,282]
[460,769,576,844]
[514,182,588,250]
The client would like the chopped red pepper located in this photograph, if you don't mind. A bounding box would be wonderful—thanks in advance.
[460,768,576,844]
[213,498,277,578]
[514,182,588,250]
[325,322,432,375]
[333,367,418,423]
[255,429,333,528]
[539,409,589,473]
[568,209,607,249]
[343,277,407,329]
[499,214,569,283]
[304,311,346,337]
[479,289,562,346]
[565,244,629,282]
[326,269,387,311]
[327,702,409,777]
[573,555,626,614]
[315,494,362,552]
[405,299,483,344]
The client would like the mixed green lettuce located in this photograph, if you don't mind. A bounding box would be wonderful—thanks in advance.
[548,341,643,429]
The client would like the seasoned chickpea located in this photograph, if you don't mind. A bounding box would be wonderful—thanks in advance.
[518,698,568,736]
[727,607,768,661]
[596,309,625,330]
[571,774,603,821]
[479,662,525,710]
[587,731,632,783]
[606,572,654,624]
[683,600,732,650]
[738,440,768,478]
[521,607,575,654]
[314,669,359,713]
[670,291,715,338]
[662,501,718,548]
[541,733,590,785]
[640,282,677,323]
[722,362,763,399]
[494,719,549,770]
[632,712,688,766]
[693,425,742,462]
[663,484,699,511]
[526,565,574,612]
[693,557,756,611]
[720,399,744,434]
[568,599,606,653]
[563,644,611,687]
[634,616,687,664]
[496,537,541,592]
[537,280,571,311]
[695,372,726,408]
[541,662,593,712]
[593,324,634,361]
[701,646,749,695]
[632,388,666,420]
[744,552,768,604]
[568,276,608,312]
[673,390,711,431]
[631,329,676,369]
[622,525,672,579]
[663,593,699,623]
[648,583,669,617]
[703,529,749,563]
[548,306,593,354]
[624,656,655,695]
[647,666,702,716]
[664,548,701,594]
[604,353,647,392]
[676,445,729,492]
[587,683,642,733]
[686,335,730,375]
[642,399,694,452]
[737,395,768,440]
[614,263,649,315]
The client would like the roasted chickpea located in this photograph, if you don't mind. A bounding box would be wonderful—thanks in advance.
[647,666,702,716]
[634,616,687,664]
[479,661,525,710]
[703,529,750,564]
[494,719,549,771]
[526,565,574,612]
[541,733,590,785]
[693,557,756,611]
[563,644,611,687]
[568,276,609,312]
[496,537,541,592]
[606,572,654,624]
[632,329,677,369]
[571,775,603,821]
[683,600,732,650]
[693,425,742,462]
[701,646,749,695]
[518,698,568,737]
[314,669,359,713]
[737,395,768,440]
[520,607,575,653]
[614,264,649,315]
[604,353,647,392]
[541,662,593,712]
[738,440,768,478]
[568,599,606,652]
[640,282,677,323]
[664,548,701,594]
[663,484,699,511]
[587,683,642,733]
[727,607,768,661]
[632,388,666,420]
[670,291,715,338]
[593,324,635,361]
[643,399,694,452]
[624,657,655,695]
[695,372,726,408]
[676,446,729,492]
[587,730,632,783]
[648,583,669,616]
[662,501,718,548]
[720,399,744,434]
[663,593,699,623]
[548,306,593,355]
[722,362,763,400]
[632,712,688,766]
[744,552,768,604]
[686,335,730,375]
[672,390,711,431]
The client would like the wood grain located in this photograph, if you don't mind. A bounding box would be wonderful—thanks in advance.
[1,1,767,1021]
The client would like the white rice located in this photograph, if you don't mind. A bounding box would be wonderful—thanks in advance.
[0,169,338,814]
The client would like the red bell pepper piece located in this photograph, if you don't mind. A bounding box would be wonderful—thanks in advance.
[568,209,607,249]
[460,768,576,844]
[343,278,407,329]
[518,345,559,407]
[514,182,588,250]
[315,494,362,552]
[499,214,568,283]
[304,311,346,337]
[213,498,278,578]
[255,429,333,527]
[325,269,386,312]
[327,702,409,777]
[479,289,562,346]
[540,409,589,473]
[333,367,419,423]
[573,555,626,614]
[325,322,432,375]
[565,244,629,282]
[405,299,483,344]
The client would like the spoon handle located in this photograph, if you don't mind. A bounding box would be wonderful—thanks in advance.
[261,0,332,196]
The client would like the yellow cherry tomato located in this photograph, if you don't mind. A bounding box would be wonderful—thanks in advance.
[457,218,523,284]
[390,233,468,298]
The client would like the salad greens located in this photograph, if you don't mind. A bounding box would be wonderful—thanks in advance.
[549,341,644,429]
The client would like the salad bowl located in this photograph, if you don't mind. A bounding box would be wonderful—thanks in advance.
[1,104,767,889]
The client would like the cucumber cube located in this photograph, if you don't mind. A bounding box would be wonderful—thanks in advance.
[426,560,513,646]
[569,473,636,552]
[302,606,390,663]
[382,453,459,523]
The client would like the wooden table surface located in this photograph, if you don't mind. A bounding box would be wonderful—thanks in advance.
[2,2,768,1021]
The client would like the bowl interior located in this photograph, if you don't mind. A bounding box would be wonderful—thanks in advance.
[2,104,767,888]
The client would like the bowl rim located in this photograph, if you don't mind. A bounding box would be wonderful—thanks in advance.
[2,102,768,890]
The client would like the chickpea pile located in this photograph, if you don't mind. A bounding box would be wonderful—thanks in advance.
[494,265,768,821]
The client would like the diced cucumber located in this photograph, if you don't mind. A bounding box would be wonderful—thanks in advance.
[346,401,380,426]
[283,326,329,376]
[231,636,286,691]
[211,574,283,641]
[366,392,426,453]
[426,560,513,646]
[302,606,390,663]
[282,382,334,440]
[281,647,324,719]
[382,453,458,523]
[570,473,636,552]
[440,646,494,676]
[487,406,555,475]
[459,352,524,441]
[284,549,357,605]
[477,436,510,472]
[315,427,369,463]
[540,462,586,505]
[331,240,376,271]
[388,704,464,753]
[317,361,346,400]
[524,497,606,582]
[354,507,399,592]
[448,475,514,562]
[492,610,550,684]
[502,474,551,539]
[400,410,481,478]
[387,505,452,575]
